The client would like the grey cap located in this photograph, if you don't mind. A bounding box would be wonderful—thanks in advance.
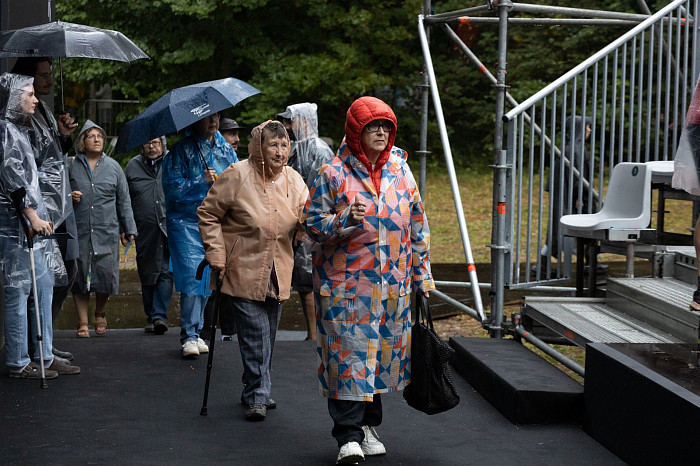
[276,109,293,120]
[220,118,243,132]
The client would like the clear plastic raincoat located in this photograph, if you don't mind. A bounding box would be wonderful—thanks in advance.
[69,120,136,294]
[0,73,54,288]
[284,103,334,289]
[673,77,700,195]
[162,130,237,295]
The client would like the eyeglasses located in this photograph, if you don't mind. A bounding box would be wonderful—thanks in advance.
[143,141,162,147]
[35,73,53,81]
[364,120,393,133]
[85,134,104,141]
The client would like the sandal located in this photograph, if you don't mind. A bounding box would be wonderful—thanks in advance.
[76,322,90,338]
[94,311,107,335]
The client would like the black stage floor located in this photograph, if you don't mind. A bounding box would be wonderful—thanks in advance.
[0,330,623,465]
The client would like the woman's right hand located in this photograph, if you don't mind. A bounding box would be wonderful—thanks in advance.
[71,190,82,203]
[348,199,366,226]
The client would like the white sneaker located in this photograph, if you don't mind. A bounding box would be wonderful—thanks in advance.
[336,441,364,464]
[197,338,209,354]
[361,426,386,456]
[182,340,199,358]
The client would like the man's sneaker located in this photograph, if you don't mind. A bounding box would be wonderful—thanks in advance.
[144,323,154,333]
[182,340,199,358]
[361,426,386,456]
[8,361,58,380]
[197,338,209,354]
[690,300,700,312]
[221,334,233,341]
[153,319,168,335]
[48,358,80,375]
[336,441,364,464]
[245,403,267,421]
[52,346,73,361]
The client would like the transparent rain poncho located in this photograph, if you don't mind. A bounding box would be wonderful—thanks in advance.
[32,99,72,227]
[283,103,334,279]
[0,72,65,288]
[673,77,700,195]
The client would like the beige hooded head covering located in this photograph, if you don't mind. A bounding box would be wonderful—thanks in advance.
[247,120,290,191]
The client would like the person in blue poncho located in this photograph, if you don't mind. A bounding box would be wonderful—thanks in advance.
[162,112,237,358]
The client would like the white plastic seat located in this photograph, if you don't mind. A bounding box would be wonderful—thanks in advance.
[560,162,652,239]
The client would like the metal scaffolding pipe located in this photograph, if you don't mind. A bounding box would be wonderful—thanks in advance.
[504,0,689,121]
[417,15,486,323]
[516,325,585,376]
[430,289,481,321]
[418,0,431,201]
[451,17,640,26]
[434,280,576,293]
[511,3,650,21]
[424,4,492,23]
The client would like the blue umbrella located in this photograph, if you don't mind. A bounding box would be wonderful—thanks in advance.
[115,77,260,154]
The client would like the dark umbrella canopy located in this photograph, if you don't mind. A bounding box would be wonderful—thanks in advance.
[115,78,260,154]
[0,21,148,61]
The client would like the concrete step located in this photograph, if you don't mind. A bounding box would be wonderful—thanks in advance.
[607,277,700,342]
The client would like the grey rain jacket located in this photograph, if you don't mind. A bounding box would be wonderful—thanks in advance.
[124,136,171,286]
[69,120,136,294]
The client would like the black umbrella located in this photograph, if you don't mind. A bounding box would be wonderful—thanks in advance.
[0,21,149,109]
[115,77,260,154]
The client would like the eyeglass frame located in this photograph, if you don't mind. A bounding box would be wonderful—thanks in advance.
[142,140,162,147]
[85,133,105,141]
[364,120,393,133]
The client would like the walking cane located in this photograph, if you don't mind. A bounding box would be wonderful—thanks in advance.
[196,258,223,416]
[10,188,48,389]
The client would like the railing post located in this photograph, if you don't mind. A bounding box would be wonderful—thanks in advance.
[490,0,512,338]
[418,0,432,200]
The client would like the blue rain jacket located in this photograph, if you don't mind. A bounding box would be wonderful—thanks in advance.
[162,131,237,295]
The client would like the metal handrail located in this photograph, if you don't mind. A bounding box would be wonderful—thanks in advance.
[504,0,689,122]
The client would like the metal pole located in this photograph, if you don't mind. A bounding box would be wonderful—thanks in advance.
[417,15,485,323]
[511,3,650,22]
[515,325,585,376]
[424,4,492,23]
[418,0,431,200]
[489,0,512,339]
[447,17,641,26]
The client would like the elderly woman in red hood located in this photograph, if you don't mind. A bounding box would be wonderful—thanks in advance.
[198,120,308,422]
[304,96,435,464]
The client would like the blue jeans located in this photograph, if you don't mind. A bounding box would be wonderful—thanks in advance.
[179,292,206,344]
[4,247,54,369]
[227,295,282,405]
[142,271,173,324]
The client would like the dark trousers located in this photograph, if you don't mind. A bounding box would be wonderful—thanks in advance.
[52,260,78,322]
[328,394,383,447]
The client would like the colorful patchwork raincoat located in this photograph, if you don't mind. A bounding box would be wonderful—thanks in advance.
[305,96,435,401]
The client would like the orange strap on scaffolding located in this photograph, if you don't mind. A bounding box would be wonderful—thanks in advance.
[458,17,470,24]
[467,263,476,272]
[497,202,506,215]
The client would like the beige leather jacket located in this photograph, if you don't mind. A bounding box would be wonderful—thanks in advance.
[198,121,308,301]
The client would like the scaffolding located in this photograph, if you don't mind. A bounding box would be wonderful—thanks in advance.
[418,0,698,353]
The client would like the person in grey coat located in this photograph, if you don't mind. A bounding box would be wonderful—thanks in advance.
[69,120,137,337]
[277,102,333,340]
[125,136,173,335]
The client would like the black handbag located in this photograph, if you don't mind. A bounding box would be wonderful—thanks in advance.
[403,294,460,415]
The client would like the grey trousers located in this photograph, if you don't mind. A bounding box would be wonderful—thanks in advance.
[226,295,281,405]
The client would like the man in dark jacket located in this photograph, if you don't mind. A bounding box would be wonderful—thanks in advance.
[125,136,173,334]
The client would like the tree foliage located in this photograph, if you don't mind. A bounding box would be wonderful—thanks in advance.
[55,0,656,165]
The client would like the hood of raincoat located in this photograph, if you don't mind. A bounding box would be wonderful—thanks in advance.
[344,96,397,166]
[286,102,320,142]
[0,73,34,126]
[75,119,107,155]
[247,120,290,177]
